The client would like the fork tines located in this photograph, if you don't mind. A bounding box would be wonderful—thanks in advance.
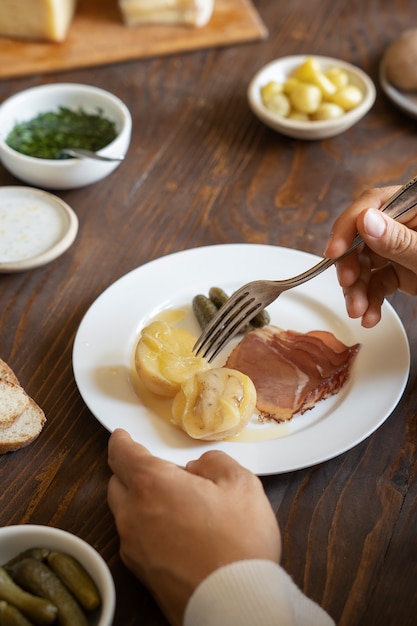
[193,288,263,361]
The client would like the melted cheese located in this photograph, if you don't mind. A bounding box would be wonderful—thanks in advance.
[119,0,214,27]
[0,0,78,42]
[172,368,257,441]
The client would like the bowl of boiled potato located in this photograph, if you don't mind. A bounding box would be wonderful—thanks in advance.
[247,55,376,140]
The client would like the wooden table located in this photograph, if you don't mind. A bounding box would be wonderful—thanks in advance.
[1,1,417,624]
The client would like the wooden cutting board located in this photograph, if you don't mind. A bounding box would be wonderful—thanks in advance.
[0,0,268,79]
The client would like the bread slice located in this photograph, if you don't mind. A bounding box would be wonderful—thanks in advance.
[0,399,46,454]
[0,358,20,386]
[0,379,30,429]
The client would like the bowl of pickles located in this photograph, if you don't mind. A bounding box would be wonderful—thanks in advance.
[0,83,131,189]
[247,55,376,140]
[0,524,115,626]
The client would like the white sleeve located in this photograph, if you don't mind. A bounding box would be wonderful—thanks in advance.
[184,559,335,626]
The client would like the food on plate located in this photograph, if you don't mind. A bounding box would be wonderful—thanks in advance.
[135,321,256,440]
[0,0,78,42]
[261,57,364,121]
[226,325,360,422]
[383,29,417,91]
[208,286,271,328]
[119,0,214,27]
[192,286,270,331]
[192,294,219,330]
[135,320,210,397]
[135,315,360,439]
[1,548,101,625]
[172,367,257,441]
[0,359,46,454]
[6,107,117,160]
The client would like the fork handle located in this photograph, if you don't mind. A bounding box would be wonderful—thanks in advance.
[286,173,417,289]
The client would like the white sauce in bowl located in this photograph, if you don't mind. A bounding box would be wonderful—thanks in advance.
[0,186,78,272]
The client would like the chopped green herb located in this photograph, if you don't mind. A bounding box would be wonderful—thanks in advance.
[6,106,118,159]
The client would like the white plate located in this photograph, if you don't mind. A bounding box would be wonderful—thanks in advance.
[379,57,417,119]
[0,186,78,272]
[73,244,410,475]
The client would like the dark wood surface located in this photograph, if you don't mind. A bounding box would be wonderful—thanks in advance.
[1,1,417,624]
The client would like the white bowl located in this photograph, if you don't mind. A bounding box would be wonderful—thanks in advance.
[248,55,376,140]
[0,83,132,189]
[0,524,115,626]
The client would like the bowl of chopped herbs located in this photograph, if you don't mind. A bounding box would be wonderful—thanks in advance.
[0,83,132,189]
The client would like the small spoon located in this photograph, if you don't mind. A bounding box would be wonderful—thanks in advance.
[59,148,124,162]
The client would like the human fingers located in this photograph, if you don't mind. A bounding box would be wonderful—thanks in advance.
[324,187,399,294]
[358,209,417,286]
[107,474,127,527]
[187,451,282,561]
[324,186,401,258]
[341,251,372,319]
[107,428,153,485]
[339,209,417,326]
[186,449,252,484]
[358,264,398,327]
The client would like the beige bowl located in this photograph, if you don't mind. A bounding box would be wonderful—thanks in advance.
[0,83,132,189]
[0,524,115,626]
[247,55,376,140]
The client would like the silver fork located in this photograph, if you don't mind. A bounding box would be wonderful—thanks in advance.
[194,174,417,361]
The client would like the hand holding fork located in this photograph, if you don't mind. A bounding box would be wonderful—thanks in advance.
[194,175,417,361]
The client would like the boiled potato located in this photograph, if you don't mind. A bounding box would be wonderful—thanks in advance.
[135,320,209,397]
[292,57,337,98]
[260,81,291,116]
[263,92,291,116]
[311,102,345,120]
[172,367,256,441]
[282,77,301,94]
[331,84,363,110]
[260,57,365,121]
[260,80,283,101]
[289,83,322,114]
[325,66,349,89]
[288,111,310,121]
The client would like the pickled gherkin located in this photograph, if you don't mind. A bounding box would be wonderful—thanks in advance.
[192,286,270,331]
[46,551,100,611]
[8,559,88,626]
[0,601,34,626]
[4,548,50,571]
[208,287,229,309]
[192,294,218,330]
[0,567,57,626]
[1,547,103,626]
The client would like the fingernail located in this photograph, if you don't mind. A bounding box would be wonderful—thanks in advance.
[364,208,386,238]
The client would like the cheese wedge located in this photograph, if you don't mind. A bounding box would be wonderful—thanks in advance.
[119,0,214,28]
[0,0,78,42]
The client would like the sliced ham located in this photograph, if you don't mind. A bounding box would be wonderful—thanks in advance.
[225,325,360,422]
